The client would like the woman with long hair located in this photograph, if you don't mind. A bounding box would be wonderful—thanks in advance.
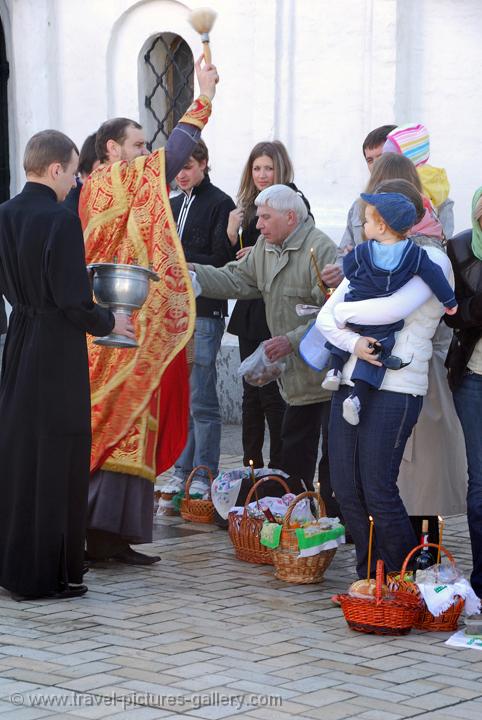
[226,141,307,470]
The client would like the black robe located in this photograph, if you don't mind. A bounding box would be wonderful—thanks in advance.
[0,182,114,597]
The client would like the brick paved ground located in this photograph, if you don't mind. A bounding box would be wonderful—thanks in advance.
[0,426,480,720]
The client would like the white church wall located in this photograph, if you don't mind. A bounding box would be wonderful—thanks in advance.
[1,0,481,237]
[395,0,481,233]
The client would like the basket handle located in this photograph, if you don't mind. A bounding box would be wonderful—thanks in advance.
[184,465,213,509]
[282,491,327,529]
[399,542,455,581]
[242,475,291,517]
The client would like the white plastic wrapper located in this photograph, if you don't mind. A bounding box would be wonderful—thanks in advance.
[237,341,286,387]
[189,270,202,298]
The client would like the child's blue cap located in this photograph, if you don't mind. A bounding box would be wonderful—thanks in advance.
[360,192,417,233]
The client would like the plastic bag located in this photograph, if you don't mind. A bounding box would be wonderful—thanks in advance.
[189,270,202,298]
[237,342,286,387]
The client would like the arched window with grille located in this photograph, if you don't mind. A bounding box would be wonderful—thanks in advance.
[140,33,194,151]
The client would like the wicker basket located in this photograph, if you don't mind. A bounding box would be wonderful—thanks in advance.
[180,465,215,524]
[337,560,421,635]
[228,475,291,564]
[272,491,337,584]
[387,543,464,631]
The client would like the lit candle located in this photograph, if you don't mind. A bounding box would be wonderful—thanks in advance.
[367,516,374,582]
[314,479,321,519]
[310,248,327,297]
[249,459,255,483]
[437,515,444,565]
[238,226,244,249]
[249,459,259,506]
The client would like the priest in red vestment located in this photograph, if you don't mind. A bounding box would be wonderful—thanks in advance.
[80,57,219,564]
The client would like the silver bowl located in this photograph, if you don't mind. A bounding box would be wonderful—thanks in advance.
[88,262,159,348]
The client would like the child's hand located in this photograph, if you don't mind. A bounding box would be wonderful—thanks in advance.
[445,305,458,316]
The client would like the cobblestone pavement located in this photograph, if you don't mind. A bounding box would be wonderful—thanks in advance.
[0,428,480,719]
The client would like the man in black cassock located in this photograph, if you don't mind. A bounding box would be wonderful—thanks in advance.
[0,129,134,601]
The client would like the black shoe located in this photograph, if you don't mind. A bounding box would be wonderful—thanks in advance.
[85,550,109,563]
[112,547,161,565]
[53,584,88,599]
[11,584,88,602]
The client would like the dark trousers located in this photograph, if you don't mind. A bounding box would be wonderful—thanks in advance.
[329,385,422,577]
[280,400,331,493]
[453,372,482,598]
[239,336,286,468]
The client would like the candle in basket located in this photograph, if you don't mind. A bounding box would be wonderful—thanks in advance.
[249,459,255,483]
[437,515,444,565]
[367,515,374,582]
[249,459,259,504]
[314,479,321,518]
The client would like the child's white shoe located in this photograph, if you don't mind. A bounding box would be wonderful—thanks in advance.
[322,369,341,391]
[343,395,361,425]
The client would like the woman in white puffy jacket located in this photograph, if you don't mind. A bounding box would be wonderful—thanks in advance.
[317,183,455,578]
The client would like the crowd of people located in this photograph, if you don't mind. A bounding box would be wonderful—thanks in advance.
[0,57,480,606]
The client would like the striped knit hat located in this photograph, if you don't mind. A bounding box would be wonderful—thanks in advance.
[382,123,430,166]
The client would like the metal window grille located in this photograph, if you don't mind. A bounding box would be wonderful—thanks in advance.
[144,34,194,151]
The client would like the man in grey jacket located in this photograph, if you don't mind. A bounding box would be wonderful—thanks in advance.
[192,184,337,490]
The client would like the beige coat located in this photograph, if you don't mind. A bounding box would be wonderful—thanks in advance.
[194,218,337,405]
[398,321,468,516]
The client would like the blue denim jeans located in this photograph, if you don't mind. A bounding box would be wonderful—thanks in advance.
[175,317,224,483]
[329,385,422,577]
[453,371,482,598]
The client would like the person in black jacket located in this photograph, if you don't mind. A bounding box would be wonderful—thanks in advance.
[226,141,298,471]
[0,130,134,600]
[170,140,235,493]
[445,187,482,599]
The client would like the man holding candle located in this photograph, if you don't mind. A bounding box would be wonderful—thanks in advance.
[190,185,337,490]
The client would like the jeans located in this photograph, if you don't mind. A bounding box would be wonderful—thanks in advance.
[239,335,286,468]
[453,371,482,598]
[280,401,330,492]
[175,317,224,483]
[329,385,422,577]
